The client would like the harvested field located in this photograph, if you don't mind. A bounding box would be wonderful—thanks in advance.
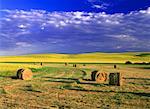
[0,62,150,109]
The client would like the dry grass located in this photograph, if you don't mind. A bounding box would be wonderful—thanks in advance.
[0,63,149,109]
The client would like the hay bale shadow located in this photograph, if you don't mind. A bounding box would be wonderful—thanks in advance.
[91,70,98,81]
[0,75,18,79]
[82,79,93,81]
[11,76,18,79]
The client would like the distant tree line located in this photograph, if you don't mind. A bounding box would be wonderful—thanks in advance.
[125,61,150,65]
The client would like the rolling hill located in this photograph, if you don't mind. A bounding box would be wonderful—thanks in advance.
[0,52,149,63]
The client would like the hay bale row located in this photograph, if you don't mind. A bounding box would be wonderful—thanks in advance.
[16,68,33,80]
[16,68,122,86]
[91,71,122,86]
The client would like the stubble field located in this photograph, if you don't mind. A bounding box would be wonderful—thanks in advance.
[0,52,149,109]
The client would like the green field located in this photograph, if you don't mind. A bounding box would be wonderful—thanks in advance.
[0,52,150,109]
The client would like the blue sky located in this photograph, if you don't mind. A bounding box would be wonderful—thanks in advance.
[0,0,150,55]
[1,0,150,13]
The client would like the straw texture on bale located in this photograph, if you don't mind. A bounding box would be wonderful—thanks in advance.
[96,72,107,82]
[109,72,122,86]
[91,71,107,82]
[16,68,33,80]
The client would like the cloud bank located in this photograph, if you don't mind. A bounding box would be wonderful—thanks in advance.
[0,8,150,55]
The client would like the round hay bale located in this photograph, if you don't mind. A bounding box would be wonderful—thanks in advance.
[109,72,122,86]
[74,64,77,67]
[114,65,117,69]
[91,70,98,81]
[65,63,68,66]
[95,72,107,82]
[16,68,33,80]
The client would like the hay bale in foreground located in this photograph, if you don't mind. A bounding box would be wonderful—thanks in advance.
[91,71,107,82]
[16,68,33,80]
[109,72,122,86]
[96,72,107,82]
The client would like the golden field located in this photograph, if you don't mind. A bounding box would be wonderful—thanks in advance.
[0,52,149,63]
[0,52,149,109]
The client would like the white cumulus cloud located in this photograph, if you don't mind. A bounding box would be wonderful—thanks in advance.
[0,7,150,55]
